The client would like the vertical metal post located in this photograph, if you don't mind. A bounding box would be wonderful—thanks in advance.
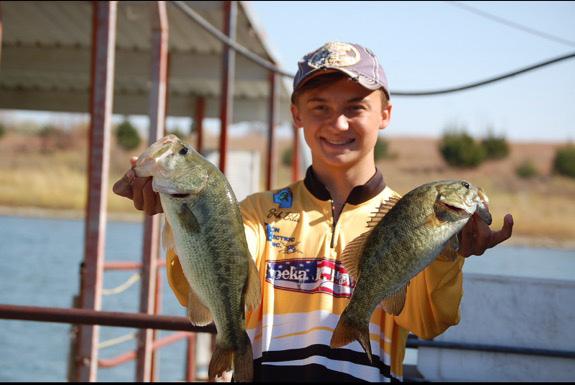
[0,2,3,66]
[185,333,197,381]
[136,1,168,382]
[195,96,205,154]
[77,1,117,381]
[266,71,278,190]
[292,123,301,182]
[218,0,237,173]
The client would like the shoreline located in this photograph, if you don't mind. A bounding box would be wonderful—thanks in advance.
[1,205,574,251]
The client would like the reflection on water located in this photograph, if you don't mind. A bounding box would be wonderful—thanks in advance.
[0,215,573,380]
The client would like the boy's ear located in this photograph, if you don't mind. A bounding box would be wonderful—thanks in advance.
[291,104,303,128]
[380,102,393,130]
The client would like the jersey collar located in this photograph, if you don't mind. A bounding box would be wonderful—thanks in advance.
[303,166,386,205]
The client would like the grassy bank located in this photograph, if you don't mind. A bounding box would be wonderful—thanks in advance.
[1,131,574,249]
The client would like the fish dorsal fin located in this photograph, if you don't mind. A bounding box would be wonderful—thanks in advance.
[340,195,400,281]
[340,230,371,281]
[244,258,262,311]
[366,194,400,228]
[381,284,408,316]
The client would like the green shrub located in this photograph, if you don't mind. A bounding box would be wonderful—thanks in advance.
[482,133,510,160]
[516,160,538,179]
[168,127,186,140]
[439,130,486,168]
[374,137,391,161]
[553,145,575,178]
[0,123,5,139]
[115,120,141,151]
[281,147,293,167]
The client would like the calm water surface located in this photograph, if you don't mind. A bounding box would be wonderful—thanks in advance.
[0,215,573,381]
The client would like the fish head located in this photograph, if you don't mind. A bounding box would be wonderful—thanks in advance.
[133,134,207,195]
[434,180,492,225]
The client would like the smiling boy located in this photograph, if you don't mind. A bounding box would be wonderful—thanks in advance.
[114,41,513,382]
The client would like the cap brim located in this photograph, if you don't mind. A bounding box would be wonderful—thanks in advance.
[295,67,388,97]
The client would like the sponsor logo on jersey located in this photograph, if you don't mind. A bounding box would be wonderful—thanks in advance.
[265,223,301,254]
[273,188,293,209]
[265,258,355,297]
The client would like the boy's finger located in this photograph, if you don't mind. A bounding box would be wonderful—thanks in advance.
[112,169,135,199]
[142,178,159,215]
[130,156,138,167]
[488,214,514,248]
[132,176,151,211]
[471,215,490,256]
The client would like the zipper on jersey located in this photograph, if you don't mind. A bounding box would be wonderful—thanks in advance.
[330,199,345,249]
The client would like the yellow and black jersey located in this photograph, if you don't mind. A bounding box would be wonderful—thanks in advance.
[167,167,465,382]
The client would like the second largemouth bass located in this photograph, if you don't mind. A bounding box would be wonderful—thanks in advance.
[330,179,491,362]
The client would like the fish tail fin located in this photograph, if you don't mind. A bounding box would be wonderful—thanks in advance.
[330,312,373,363]
[232,331,254,382]
[208,342,233,382]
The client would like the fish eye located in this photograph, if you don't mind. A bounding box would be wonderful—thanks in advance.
[179,146,188,156]
[462,181,470,189]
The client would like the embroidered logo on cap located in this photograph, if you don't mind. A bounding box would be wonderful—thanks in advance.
[308,42,360,69]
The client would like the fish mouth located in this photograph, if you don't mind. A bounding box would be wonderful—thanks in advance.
[438,201,470,216]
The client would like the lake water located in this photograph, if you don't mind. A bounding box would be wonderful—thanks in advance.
[0,215,574,381]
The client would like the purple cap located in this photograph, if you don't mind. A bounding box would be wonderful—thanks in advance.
[293,42,390,99]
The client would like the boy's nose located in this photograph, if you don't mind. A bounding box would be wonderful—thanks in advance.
[332,113,350,131]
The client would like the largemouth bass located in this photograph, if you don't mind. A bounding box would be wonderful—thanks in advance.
[330,180,491,362]
[133,135,261,382]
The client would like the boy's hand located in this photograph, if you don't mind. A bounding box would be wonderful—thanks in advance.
[112,157,164,216]
[458,213,513,258]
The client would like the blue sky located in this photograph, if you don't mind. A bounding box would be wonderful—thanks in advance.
[247,1,575,142]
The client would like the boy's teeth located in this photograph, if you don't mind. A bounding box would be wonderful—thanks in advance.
[326,138,353,145]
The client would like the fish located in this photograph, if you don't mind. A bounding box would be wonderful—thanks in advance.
[330,179,491,362]
[133,134,261,382]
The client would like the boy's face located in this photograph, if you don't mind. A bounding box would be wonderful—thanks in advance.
[291,77,392,173]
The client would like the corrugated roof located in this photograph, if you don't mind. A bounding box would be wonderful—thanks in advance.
[0,1,292,123]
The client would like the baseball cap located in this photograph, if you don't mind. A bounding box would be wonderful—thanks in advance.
[293,41,390,99]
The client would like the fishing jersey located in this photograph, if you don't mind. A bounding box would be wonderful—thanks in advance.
[165,167,465,382]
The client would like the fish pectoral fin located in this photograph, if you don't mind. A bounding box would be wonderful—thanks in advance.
[186,287,213,326]
[439,234,461,262]
[178,203,201,234]
[162,220,175,251]
[381,284,408,316]
[244,258,262,311]
[340,231,370,281]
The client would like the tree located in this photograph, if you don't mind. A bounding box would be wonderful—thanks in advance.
[439,129,486,168]
[115,120,141,151]
[482,131,510,160]
[553,144,575,178]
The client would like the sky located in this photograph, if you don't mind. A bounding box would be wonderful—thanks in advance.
[245,1,575,142]
[3,1,573,143]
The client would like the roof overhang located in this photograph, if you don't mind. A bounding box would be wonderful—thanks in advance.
[0,1,292,123]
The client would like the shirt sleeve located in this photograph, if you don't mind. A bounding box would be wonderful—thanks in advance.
[392,253,465,339]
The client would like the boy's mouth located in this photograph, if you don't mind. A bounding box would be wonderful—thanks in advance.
[321,137,355,147]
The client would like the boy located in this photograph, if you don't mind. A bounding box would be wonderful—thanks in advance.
[114,41,513,382]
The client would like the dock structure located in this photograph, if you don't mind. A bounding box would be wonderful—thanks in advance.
[0,1,299,381]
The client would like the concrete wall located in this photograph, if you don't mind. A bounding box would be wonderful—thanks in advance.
[417,273,575,381]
